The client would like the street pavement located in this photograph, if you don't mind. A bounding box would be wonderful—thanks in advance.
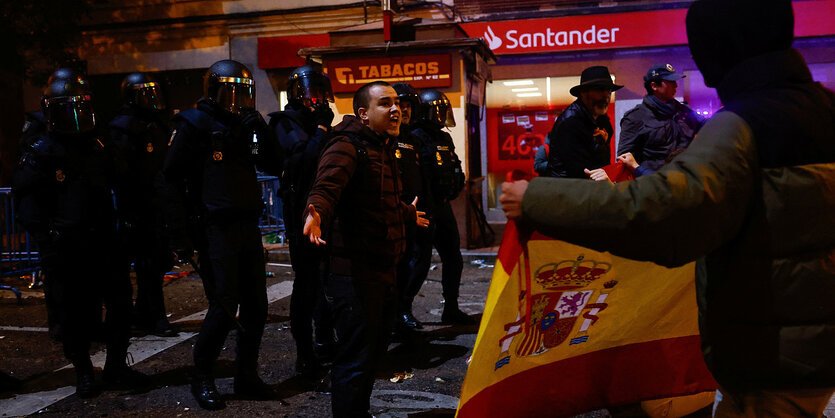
[0,250,496,417]
[1,247,834,417]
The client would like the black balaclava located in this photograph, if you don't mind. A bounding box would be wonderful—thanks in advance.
[686,0,794,87]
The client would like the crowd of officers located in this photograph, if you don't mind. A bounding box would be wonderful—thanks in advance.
[11,59,472,417]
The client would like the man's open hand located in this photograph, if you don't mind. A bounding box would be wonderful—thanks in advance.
[412,197,430,228]
[303,204,327,245]
[584,168,612,183]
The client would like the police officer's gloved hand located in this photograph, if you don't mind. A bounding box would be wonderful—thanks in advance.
[240,109,269,133]
[313,105,334,129]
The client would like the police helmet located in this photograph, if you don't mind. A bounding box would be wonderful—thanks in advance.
[418,90,455,128]
[121,72,165,110]
[204,60,255,115]
[41,69,96,134]
[47,68,77,85]
[392,82,420,110]
[287,65,334,109]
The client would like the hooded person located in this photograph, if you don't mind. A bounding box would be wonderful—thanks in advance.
[500,0,835,415]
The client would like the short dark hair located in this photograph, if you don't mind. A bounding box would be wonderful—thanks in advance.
[644,79,657,95]
[353,81,391,115]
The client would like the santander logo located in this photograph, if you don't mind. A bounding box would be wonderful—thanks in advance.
[483,26,503,50]
[484,25,620,51]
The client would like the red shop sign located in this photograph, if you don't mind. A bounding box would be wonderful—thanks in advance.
[461,1,835,56]
[327,54,452,93]
[461,9,688,55]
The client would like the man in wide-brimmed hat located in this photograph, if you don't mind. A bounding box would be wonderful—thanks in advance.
[545,65,622,178]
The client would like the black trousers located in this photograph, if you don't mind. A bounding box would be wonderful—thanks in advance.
[325,274,397,418]
[39,232,133,372]
[288,236,333,364]
[193,219,267,377]
[402,201,463,310]
[395,223,416,313]
[129,223,171,328]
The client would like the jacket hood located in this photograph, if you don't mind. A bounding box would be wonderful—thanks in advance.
[717,48,813,104]
[686,0,793,87]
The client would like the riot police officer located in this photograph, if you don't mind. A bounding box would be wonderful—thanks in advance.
[13,68,149,398]
[109,72,177,337]
[17,69,82,342]
[268,64,335,379]
[162,60,283,410]
[408,90,473,325]
[391,82,429,331]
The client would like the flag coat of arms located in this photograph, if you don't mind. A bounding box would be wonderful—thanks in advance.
[457,222,716,417]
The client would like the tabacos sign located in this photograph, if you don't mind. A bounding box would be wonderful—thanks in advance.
[460,9,689,55]
[327,54,452,93]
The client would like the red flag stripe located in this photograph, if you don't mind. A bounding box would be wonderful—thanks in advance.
[458,335,716,418]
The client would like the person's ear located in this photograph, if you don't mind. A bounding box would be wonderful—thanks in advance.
[358,107,369,123]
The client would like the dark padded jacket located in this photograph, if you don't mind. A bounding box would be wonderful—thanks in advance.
[618,96,704,173]
[163,100,283,224]
[305,115,417,284]
[522,48,835,392]
[268,105,329,241]
[546,100,613,178]
[13,130,125,243]
[410,121,465,210]
[108,106,171,227]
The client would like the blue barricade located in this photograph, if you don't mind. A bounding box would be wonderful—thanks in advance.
[0,188,38,302]
[257,175,283,234]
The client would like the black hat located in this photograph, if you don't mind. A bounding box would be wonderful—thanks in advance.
[569,66,623,97]
[644,63,686,83]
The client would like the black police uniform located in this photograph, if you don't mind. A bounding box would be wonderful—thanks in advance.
[394,125,427,319]
[13,128,134,381]
[407,121,466,318]
[268,104,334,373]
[163,99,283,381]
[109,106,174,334]
[18,110,63,340]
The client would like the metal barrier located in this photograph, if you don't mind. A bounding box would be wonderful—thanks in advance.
[257,175,284,234]
[0,188,39,302]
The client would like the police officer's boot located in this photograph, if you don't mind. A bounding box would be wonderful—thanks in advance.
[191,373,225,410]
[103,347,151,391]
[72,358,98,399]
[233,360,278,400]
[399,310,423,330]
[441,300,476,325]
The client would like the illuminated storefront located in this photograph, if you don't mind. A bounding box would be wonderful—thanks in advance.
[460,1,835,222]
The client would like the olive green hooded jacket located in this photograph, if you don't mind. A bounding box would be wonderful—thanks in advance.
[520,49,835,392]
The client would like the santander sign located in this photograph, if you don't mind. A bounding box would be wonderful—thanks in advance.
[461,2,835,56]
[461,9,688,55]
[484,24,620,50]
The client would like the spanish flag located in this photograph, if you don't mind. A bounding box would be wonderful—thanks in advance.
[457,221,716,417]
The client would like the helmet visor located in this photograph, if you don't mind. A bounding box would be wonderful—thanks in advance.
[45,96,96,134]
[427,96,456,128]
[133,84,165,110]
[289,76,334,108]
[214,78,255,114]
